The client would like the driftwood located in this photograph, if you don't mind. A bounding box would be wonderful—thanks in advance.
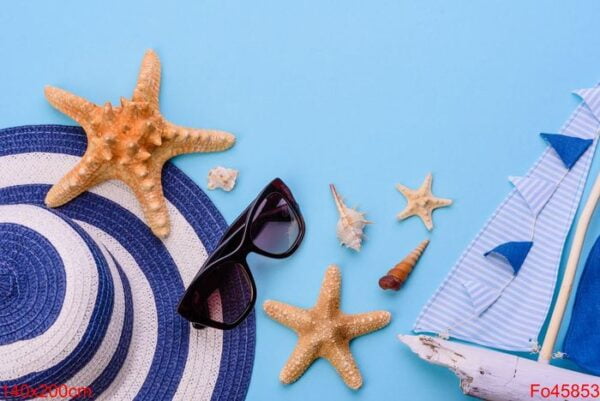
[400,335,600,401]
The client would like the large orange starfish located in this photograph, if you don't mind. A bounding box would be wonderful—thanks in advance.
[264,265,391,389]
[44,50,235,238]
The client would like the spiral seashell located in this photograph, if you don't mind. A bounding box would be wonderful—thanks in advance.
[330,184,371,252]
[379,239,430,290]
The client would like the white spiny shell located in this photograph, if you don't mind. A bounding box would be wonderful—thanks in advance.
[207,166,238,191]
[330,184,370,252]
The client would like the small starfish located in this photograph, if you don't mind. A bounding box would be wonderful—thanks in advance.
[264,265,391,390]
[396,173,452,231]
[43,50,235,238]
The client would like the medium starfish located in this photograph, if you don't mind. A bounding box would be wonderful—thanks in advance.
[44,50,235,238]
[396,173,452,231]
[263,265,391,390]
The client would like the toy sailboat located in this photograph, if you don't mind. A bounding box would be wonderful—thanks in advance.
[400,86,600,401]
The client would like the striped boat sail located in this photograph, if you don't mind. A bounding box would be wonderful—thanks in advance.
[414,87,600,351]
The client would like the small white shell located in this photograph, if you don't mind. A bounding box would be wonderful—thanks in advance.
[207,166,238,191]
[330,184,370,252]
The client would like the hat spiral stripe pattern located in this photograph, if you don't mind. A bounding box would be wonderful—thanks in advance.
[0,125,255,401]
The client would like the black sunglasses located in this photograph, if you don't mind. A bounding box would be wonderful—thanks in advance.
[177,178,305,330]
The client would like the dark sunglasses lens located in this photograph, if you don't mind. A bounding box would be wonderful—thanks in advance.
[180,261,253,326]
[251,192,300,255]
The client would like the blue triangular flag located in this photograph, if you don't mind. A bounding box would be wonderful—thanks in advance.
[484,241,533,274]
[540,133,593,169]
[462,280,500,316]
[509,176,557,216]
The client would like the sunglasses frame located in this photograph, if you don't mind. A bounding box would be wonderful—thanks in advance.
[177,178,305,330]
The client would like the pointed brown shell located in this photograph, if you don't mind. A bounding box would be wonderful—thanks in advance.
[379,239,430,290]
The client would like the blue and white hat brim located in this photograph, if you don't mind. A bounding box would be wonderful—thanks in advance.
[0,125,255,401]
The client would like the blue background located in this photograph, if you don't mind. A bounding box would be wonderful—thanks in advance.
[2,1,600,399]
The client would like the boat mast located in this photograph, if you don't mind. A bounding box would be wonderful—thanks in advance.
[539,172,600,363]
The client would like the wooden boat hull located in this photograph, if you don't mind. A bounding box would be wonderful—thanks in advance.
[400,335,600,401]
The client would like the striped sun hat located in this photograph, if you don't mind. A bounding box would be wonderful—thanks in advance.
[0,125,255,400]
